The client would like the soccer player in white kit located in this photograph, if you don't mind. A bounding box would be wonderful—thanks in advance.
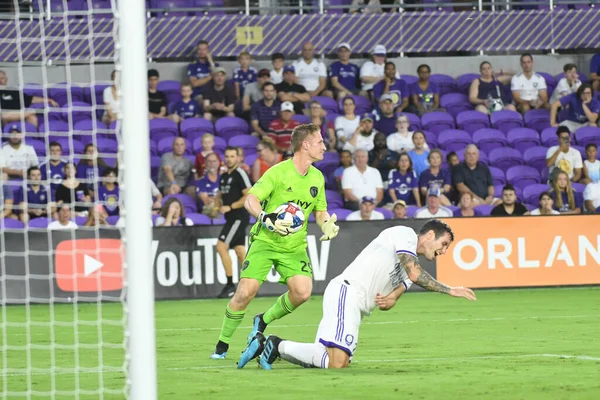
[243,219,476,370]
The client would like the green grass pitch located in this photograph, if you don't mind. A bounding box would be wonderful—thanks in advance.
[2,287,600,399]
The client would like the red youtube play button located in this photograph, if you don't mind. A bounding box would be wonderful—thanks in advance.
[55,239,123,292]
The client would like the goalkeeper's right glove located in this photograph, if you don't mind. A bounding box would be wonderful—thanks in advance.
[259,210,292,236]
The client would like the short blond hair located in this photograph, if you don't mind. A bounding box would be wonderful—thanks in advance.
[291,123,320,152]
[202,133,214,141]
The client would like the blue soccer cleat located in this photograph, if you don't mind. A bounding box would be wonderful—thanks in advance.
[210,341,229,360]
[247,313,267,344]
[237,332,265,369]
[258,335,282,371]
[209,351,227,360]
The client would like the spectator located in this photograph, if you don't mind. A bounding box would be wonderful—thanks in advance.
[329,43,361,100]
[583,143,600,184]
[335,96,360,149]
[392,199,407,219]
[187,40,218,99]
[388,152,421,207]
[268,101,300,154]
[529,191,560,215]
[275,66,310,115]
[454,192,480,217]
[0,124,38,179]
[196,153,220,216]
[293,42,327,97]
[0,70,57,127]
[469,61,516,114]
[97,168,119,217]
[158,137,194,196]
[15,166,55,224]
[233,51,258,99]
[490,184,528,216]
[76,144,110,183]
[447,151,460,168]
[155,197,194,227]
[341,149,384,210]
[334,150,353,189]
[373,62,408,112]
[511,53,548,114]
[250,82,280,138]
[368,132,399,181]
[453,144,499,206]
[148,69,167,119]
[54,163,91,215]
[589,51,600,93]
[307,101,336,151]
[408,131,430,178]
[203,67,237,121]
[583,181,600,213]
[415,186,453,218]
[374,94,397,135]
[550,83,599,133]
[194,133,223,179]
[346,196,385,221]
[236,147,252,176]
[83,204,111,227]
[344,113,377,153]
[545,126,583,182]
[270,53,285,85]
[1,172,15,219]
[550,170,582,214]
[550,63,581,104]
[48,202,78,230]
[386,114,415,153]
[408,64,443,116]
[242,68,271,113]
[419,149,452,206]
[350,0,385,13]
[360,44,387,94]
[251,137,281,183]
[103,70,120,124]
[39,141,66,196]
[168,83,201,124]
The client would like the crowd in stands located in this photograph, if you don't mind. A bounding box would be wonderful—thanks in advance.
[1,40,600,229]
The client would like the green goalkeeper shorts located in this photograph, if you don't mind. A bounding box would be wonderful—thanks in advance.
[240,239,313,285]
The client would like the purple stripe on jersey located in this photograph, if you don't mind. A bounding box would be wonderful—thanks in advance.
[336,285,347,342]
[335,285,344,341]
[319,339,352,357]
[402,281,409,290]
[396,250,416,257]
[321,351,327,368]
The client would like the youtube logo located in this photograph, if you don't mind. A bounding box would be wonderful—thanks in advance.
[55,239,123,292]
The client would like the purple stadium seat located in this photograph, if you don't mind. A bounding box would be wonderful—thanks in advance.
[53,137,84,155]
[456,73,479,94]
[437,130,472,152]
[541,127,559,147]
[23,83,44,98]
[75,216,88,226]
[28,102,62,121]
[489,147,525,171]
[422,130,438,149]
[338,95,371,116]
[27,218,51,228]
[398,112,421,131]
[507,128,541,152]
[40,120,69,136]
[82,137,118,154]
[314,161,338,180]
[215,117,250,142]
[405,206,418,218]
[572,182,586,193]
[312,96,339,115]
[554,71,588,84]
[373,207,392,220]
[538,72,557,94]
[150,156,161,179]
[329,208,353,221]
[26,140,46,157]
[524,109,551,133]
[401,75,418,86]
[523,183,550,204]
[572,145,586,160]
[151,0,192,16]
[163,194,197,214]
[88,84,111,106]
[157,80,183,105]
[506,165,541,190]
[472,128,508,154]
[489,166,506,186]
[49,84,85,106]
[322,151,340,164]
[430,74,457,95]
[292,114,311,124]
[180,117,215,141]
[474,204,494,216]
[158,137,192,156]
[73,119,109,133]
[62,102,94,124]
[491,110,524,134]
[456,148,488,164]
[193,0,226,15]
[421,111,455,135]
[245,153,258,167]
[325,190,344,209]
[574,126,600,147]
[150,140,158,156]
[187,213,212,225]
[456,111,491,134]
[440,93,472,118]
[103,215,119,226]
[228,135,259,151]
[524,146,549,172]
[1,218,24,229]
[149,119,179,142]
[212,214,227,225]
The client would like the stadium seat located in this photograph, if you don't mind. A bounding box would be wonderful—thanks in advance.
[23,83,44,98]
[440,93,472,117]
[523,146,549,172]
[491,110,524,134]
[26,139,46,157]
[158,137,192,156]
[421,111,455,135]
[456,111,491,134]
[489,166,506,186]
[507,128,541,152]
[150,119,179,142]
[437,130,472,152]
[73,120,111,139]
[291,114,311,124]
[86,84,111,106]
[422,130,438,149]
[49,83,86,106]
[228,135,259,151]
[472,128,508,154]
[86,137,118,154]
[572,182,586,193]
[574,126,600,147]
[27,218,51,228]
[163,194,197,214]
[488,147,525,171]
[524,109,551,133]
[399,112,422,131]
[151,0,193,16]
[157,80,183,105]
[187,213,212,225]
[245,153,258,167]
[401,75,418,86]
[314,161,338,182]
[474,204,493,216]
[322,151,340,164]
[150,156,161,180]
[430,74,457,95]
[180,117,215,140]
[39,120,69,136]
[52,137,84,155]
[538,72,557,95]
[456,73,479,94]
[149,140,158,156]
[106,216,120,226]
[523,183,550,204]
[62,102,94,124]
[312,96,339,115]
[405,206,418,218]
[1,218,25,229]
[540,127,559,147]
[330,208,354,221]
[376,208,394,219]
[325,190,344,209]
[215,117,250,142]
[506,165,542,190]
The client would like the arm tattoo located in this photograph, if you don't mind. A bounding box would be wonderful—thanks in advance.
[398,253,451,294]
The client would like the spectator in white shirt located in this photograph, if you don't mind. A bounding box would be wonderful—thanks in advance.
[103,70,120,125]
[582,143,600,184]
[415,186,453,219]
[292,42,327,97]
[155,197,194,227]
[343,113,377,153]
[270,53,284,85]
[511,53,549,114]
[550,63,581,104]
[335,96,360,149]
[529,191,560,216]
[341,149,384,210]
[48,202,78,230]
[584,181,600,213]
[360,44,387,94]
[346,196,385,221]
[386,114,416,153]
[545,126,583,182]
[0,125,38,179]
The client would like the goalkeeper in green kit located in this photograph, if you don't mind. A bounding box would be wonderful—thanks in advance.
[210,124,340,363]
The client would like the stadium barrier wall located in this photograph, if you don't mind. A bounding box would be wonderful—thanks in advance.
[1,216,599,304]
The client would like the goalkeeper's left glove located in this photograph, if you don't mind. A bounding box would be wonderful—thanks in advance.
[319,214,339,241]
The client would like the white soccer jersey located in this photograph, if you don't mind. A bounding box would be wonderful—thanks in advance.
[338,226,416,314]
[292,59,326,91]
[550,77,581,104]
[511,72,547,102]
[359,61,384,91]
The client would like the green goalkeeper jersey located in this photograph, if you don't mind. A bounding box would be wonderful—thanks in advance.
[248,159,327,252]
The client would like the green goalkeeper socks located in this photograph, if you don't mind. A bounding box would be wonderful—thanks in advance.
[263,292,297,325]
[218,306,246,344]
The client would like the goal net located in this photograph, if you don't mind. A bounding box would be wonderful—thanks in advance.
[1,1,155,398]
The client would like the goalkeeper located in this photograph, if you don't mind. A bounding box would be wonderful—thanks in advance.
[210,124,340,361]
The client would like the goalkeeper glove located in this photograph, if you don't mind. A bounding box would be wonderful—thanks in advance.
[259,210,292,236]
[319,214,339,241]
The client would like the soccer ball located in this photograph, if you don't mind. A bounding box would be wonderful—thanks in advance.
[275,202,305,235]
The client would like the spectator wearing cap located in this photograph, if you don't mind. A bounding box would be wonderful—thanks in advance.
[415,187,453,218]
[335,96,361,149]
[511,53,549,114]
[550,63,581,104]
[490,184,528,217]
[374,94,398,135]
[48,202,78,230]
[0,70,58,127]
[233,51,258,99]
[386,114,416,153]
[275,66,310,115]
[346,196,385,221]
[307,101,336,151]
[392,199,407,219]
[0,124,38,179]
[408,64,443,116]
[342,149,384,211]
[546,126,583,182]
[268,102,300,154]
[242,68,271,112]
[187,40,218,99]
[270,53,285,85]
[360,44,387,95]
[454,192,480,217]
[148,69,167,119]
[373,62,409,112]
[168,83,201,124]
[15,166,56,224]
[388,152,421,207]
[550,83,599,133]
[369,132,399,182]
[203,67,237,121]
[343,113,377,153]
[158,137,195,197]
[251,82,280,138]
[329,43,362,100]
[292,42,328,97]
[452,144,500,206]
[419,149,452,206]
